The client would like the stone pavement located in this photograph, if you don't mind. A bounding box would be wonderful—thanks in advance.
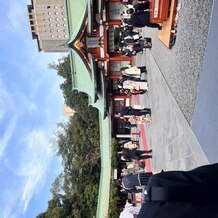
[131,50,209,172]
[191,0,218,164]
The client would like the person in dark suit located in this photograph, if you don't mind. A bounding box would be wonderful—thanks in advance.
[122,172,153,191]
[121,28,139,38]
[116,106,151,118]
[121,35,142,45]
[121,48,135,56]
[122,0,149,5]
[134,2,150,12]
[123,11,161,29]
[138,163,218,218]
[133,39,152,50]
[121,148,152,161]
[119,75,142,84]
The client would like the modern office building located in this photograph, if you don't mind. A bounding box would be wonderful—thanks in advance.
[27,0,69,52]
[62,105,76,116]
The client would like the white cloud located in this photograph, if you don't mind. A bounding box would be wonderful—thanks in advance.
[0,128,55,218]
[0,106,6,122]
[16,129,53,214]
[0,73,39,157]
[0,76,18,157]
[0,77,7,122]
[15,92,38,114]
[0,117,17,158]
[7,1,26,30]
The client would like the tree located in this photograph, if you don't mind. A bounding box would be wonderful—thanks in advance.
[37,55,101,217]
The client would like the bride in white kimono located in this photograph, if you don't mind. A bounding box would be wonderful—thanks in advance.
[122,79,148,91]
[121,66,141,78]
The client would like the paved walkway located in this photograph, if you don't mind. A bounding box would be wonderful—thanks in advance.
[191,0,218,164]
[132,50,209,172]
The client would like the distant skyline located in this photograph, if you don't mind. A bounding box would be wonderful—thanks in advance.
[0,0,67,217]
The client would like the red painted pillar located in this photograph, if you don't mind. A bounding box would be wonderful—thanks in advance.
[97,56,132,61]
[104,20,122,26]
[109,73,121,80]
[105,0,121,2]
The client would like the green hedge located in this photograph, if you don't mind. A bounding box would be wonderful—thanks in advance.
[108,138,119,218]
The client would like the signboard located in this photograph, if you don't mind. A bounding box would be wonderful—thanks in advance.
[114,169,117,179]
[154,0,159,18]
[87,37,100,48]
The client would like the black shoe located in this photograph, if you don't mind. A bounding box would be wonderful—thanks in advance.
[145,109,151,115]
[147,149,152,153]
[158,25,162,30]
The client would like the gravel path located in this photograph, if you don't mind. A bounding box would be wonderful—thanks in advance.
[142,0,214,124]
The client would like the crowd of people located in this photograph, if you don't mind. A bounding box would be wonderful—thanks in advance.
[113,1,218,218]
[116,0,163,95]
[114,107,153,217]
[119,0,162,57]
[114,2,156,215]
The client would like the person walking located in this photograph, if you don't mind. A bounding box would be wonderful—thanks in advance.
[122,79,149,92]
[128,115,151,125]
[115,106,151,119]
[122,172,153,191]
[119,75,142,84]
[121,65,147,76]
[122,140,139,149]
[123,11,162,29]
[134,2,149,12]
[121,148,152,161]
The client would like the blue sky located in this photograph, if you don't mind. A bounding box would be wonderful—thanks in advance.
[0,1,67,217]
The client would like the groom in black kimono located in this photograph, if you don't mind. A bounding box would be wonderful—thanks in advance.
[138,163,218,218]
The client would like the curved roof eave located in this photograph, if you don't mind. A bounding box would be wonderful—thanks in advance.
[88,53,98,103]
[90,68,108,119]
[87,0,94,35]
[96,115,111,218]
[99,68,108,119]
[65,0,88,44]
[68,16,88,46]
[69,49,95,100]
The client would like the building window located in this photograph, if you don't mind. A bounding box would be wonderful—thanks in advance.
[55,12,58,15]
[48,12,51,15]
[56,24,60,27]
[63,24,66,27]
[57,35,60,38]
[63,29,66,32]
[56,18,59,21]
[62,12,65,15]
[64,35,68,38]
[48,18,52,21]
[47,6,51,9]
[54,6,58,9]
[49,24,53,27]
[57,29,60,32]
[51,35,54,38]
[50,29,54,33]
[62,18,66,21]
